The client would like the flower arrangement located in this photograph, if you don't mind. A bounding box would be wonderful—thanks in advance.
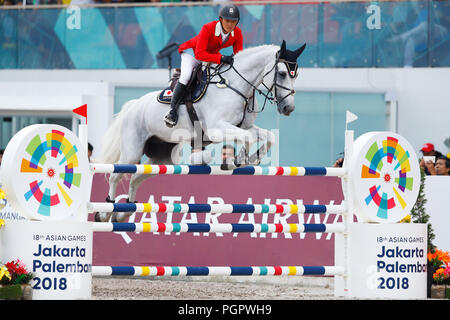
[0,259,34,286]
[428,248,450,269]
[0,259,34,299]
[428,248,450,287]
[433,264,450,284]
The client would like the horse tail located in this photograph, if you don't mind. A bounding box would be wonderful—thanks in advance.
[99,99,136,164]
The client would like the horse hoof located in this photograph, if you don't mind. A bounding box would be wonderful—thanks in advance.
[95,212,112,222]
[220,163,236,170]
[112,212,132,223]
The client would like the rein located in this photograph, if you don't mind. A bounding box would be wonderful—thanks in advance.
[208,53,296,115]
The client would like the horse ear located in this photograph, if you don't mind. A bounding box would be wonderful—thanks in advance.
[280,40,286,53]
[294,43,307,59]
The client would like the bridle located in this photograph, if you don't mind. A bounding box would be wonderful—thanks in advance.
[266,52,298,105]
[209,51,297,114]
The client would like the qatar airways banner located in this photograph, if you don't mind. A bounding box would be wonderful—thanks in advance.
[89,174,345,267]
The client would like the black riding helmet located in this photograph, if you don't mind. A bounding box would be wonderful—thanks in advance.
[219,4,240,23]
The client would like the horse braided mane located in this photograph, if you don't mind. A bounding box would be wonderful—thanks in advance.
[234,44,280,60]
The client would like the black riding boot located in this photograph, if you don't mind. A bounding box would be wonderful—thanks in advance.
[164,82,187,127]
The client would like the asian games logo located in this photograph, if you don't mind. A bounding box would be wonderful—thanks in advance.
[361,136,414,220]
[20,129,82,217]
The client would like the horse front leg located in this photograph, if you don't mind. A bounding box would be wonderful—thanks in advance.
[246,126,277,165]
[207,121,257,169]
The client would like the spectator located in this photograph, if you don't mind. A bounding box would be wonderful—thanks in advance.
[221,144,235,164]
[220,144,235,170]
[88,142,93,162]
[419,142,443,175]
[429,156,450,176]
[332,152,344,168]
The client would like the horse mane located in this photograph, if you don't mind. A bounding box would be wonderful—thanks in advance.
[234,44,280,60]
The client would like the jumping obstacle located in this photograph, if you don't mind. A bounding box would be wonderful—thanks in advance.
[92,266,344,277]
[88,202,345,214]
[91,164,345,177]
[92,222,345,234]
[0,121,428,300]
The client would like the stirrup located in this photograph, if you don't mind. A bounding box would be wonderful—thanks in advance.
[164,112,177,127]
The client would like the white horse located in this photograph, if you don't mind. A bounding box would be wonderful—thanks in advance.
[96,40,306,222]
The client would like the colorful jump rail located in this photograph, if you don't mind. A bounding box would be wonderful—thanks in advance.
[91,164,345,177]
[88,202,345,214]
[92,222,345,233]
[91,266,345,277]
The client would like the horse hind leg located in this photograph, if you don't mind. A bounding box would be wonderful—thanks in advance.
[113,137,180,222]
[94,170,126,222]
[95,146,145,222]
[112,172,150,222]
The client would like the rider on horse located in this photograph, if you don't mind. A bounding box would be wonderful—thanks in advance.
[164,4,244,128]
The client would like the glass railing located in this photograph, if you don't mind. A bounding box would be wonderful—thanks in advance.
[0,1,448,69]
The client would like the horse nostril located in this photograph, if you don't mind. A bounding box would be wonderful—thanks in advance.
[283,105,294,115]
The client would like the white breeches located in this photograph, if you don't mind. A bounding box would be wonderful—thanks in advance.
[179,52,201,85]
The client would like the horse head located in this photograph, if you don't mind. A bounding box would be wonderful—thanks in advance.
[273,40,306,116]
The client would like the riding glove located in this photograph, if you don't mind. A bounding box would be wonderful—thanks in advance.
[220,55,234,65]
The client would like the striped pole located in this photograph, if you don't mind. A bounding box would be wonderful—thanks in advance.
[91,164,345,177]
[92,266,345,277]
[88,202,345,214]
[92,222,345,233]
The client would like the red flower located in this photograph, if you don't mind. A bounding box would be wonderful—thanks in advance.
[0,259,33,285]
[5,259,28,275]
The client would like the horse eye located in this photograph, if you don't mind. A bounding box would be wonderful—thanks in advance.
[278,71,287,78]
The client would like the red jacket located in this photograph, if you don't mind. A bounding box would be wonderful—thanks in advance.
[178,21,243,65]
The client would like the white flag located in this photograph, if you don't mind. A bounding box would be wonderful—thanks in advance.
[346,110,358,124]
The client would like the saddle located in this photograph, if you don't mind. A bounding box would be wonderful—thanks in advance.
[157,64,210,105]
